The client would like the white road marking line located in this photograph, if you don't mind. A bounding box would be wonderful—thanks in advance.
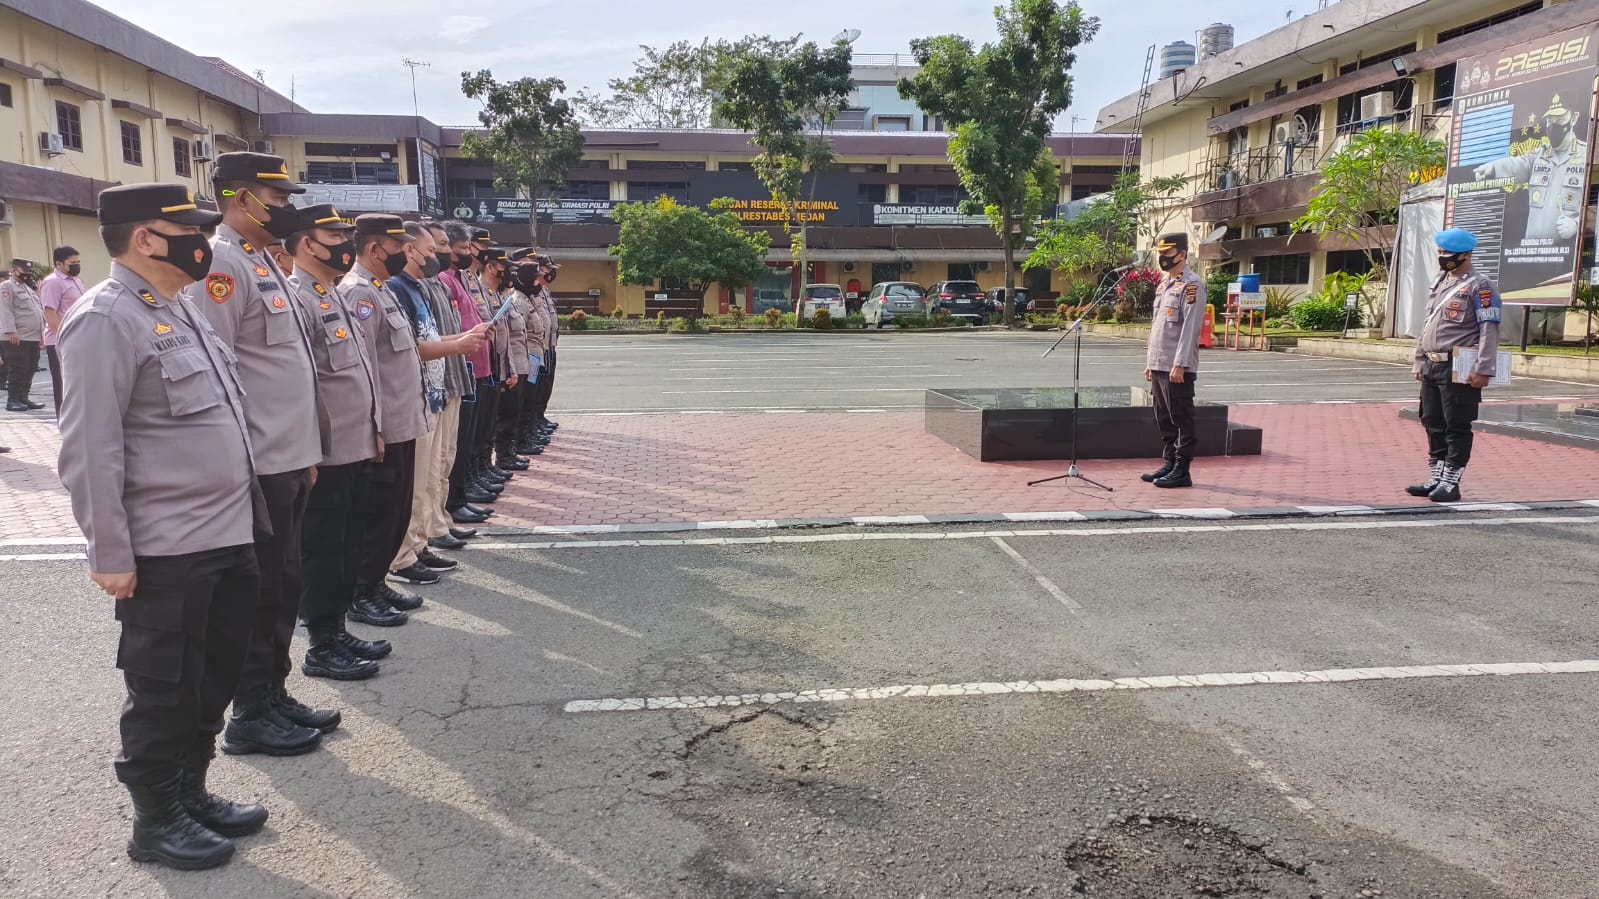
[1002,511,1090,522]
[562,659,1599,714]
[1218,734,1318,815]
[1152,508,1237,519]
[990,537,1083,615]
[853,515,932,525]
[466,515,1599,552]
[1297,505,1378,515]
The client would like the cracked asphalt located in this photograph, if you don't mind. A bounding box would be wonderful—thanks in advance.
[2,512,1597,898]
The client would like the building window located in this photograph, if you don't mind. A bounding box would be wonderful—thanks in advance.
[120,121,143,166]
[626,181,689,204]
[1436,1,1541,43]
[1326,249,1391,277]
[1296,75,1323,91]
[1254,253,1311,285]
[55,101,83,151]
[551,180,611,200]
[447,178,517,199]
[1431,62,1457,111]
[304,142,398,158]
[719,161,756,172]
[172,137,191,177]
[0,82,12,108]
[858,183,887,204]
[874,116,911,132]
[305,161,399,184]
[1338,44,1416,77]
[947,263,978,281]
[1069,184,1099,200]
[901,184,969,206]
[626,160,705,170]
[921,114,945,131]
[1264,82,1288,101]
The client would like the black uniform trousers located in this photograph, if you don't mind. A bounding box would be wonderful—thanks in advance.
[45,346,63,411]
[529,347,556,425]
[300,460,373,634]
[234,468,312,704]
[114,544,259,785]
[474,377,501,470]
[1150,373,1198,462]
[1419,361,1481,469]
[3,339,40,404]
[447,382,480,509]
[357,439,417,588]
[494,379,530,456]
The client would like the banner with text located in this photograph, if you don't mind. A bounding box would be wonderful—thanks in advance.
[1445,25,1599,303]
[870,204,989,226]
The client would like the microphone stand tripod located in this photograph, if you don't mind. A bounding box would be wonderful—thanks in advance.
[1027,266,1137,490]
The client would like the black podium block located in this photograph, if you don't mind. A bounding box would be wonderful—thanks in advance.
[925,386,1263,463]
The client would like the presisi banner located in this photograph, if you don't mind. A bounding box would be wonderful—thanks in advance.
[1445,25,1598,303]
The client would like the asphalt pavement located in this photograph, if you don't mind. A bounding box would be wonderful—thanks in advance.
[3,512,1597,898]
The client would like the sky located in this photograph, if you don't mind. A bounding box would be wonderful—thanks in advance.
[91,0,1285,131]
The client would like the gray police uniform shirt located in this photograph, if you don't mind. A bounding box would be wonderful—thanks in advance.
[1145,268,1207,373]
[340,262,430,444]
[540,288,559,349]
[526,289,552,358]
[57,262,256,573]
[504,289,533,376]
[290,270,382,466]
[0,276,45,341]
[1415,269,1502,379]
[183,223,321,476]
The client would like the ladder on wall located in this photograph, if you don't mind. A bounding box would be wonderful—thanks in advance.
[1121,43,1156,174]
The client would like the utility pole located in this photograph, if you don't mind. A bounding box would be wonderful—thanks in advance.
[402,58,430,124]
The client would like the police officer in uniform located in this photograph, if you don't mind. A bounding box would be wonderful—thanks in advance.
[509,248,553,456]
[1474,95,1589,242]
[58,183,266,870]
[341,214,431,628]
[1,258,46,411]
[1409,228,1501,503]
[184,151,325,757]
[494,257,536,470]
[285,204,388,681]
[533,253,562,438]
[1141,233,1208,489]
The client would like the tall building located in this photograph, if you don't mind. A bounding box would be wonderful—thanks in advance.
[1160,41,1198,79]
[836,54,941,132]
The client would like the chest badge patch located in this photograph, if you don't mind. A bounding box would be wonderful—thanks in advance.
[319,300,333,311]
[1478,289,1495,309]
[153,322,173,335]
[254,264,271,279]
[272,296,287,309]
[207,273,234,303]
[334,327,348,340]
[1184,283,1199,304]
[356,299,376,321]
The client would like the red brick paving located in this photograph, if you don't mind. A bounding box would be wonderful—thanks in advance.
[3,405,1595,542]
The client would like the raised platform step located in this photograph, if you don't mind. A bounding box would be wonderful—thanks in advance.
[1398,403,1599,451]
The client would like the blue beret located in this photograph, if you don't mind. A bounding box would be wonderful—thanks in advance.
[1435,228,1478,253]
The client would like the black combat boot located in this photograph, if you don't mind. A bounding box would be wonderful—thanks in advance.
[220,694,322,757]
[1153,459,1192,489]
[178,759,269,837]
[125,774,235,870]
[377,582,424,612]
[1406,460,1444,497]
[303,628,381,681]
[1141,458,1176,483]
[270,682,342,734]
[351,587,411,626]
[1428,465,1463,503]
[496,453,530,471]
[336,623,393,660]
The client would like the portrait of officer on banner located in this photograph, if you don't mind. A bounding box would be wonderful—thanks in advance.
[1473,93,1590,243]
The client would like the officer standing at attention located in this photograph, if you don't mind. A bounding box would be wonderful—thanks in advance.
[342,214,431,630]
[1,258,46,411]
[1409,227,1501,503]
[285,204,387,681]
[493,257,535,472]
[1141,233,1208,489]
[58,183,265,870]
[185,151,327,758]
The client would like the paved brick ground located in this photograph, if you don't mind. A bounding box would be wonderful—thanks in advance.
[3,403,1595,542]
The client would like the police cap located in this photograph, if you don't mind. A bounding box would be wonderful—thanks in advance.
[212,151,306,193]
[508,247,539,262]
[98,183,224,227]
[10,258,33,270]
[471,228,493,245]
[1434,228,1477,254]
[482,246,508,263]
[1154,233,1189,254]
[295,204,355,232]
[353,213,415,242]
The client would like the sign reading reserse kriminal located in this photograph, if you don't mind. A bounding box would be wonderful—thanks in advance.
[1444,25,1598,303]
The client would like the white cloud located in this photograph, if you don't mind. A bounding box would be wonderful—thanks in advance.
[439,15,492,44]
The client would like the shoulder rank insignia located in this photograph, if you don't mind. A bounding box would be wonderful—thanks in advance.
[254,264,271,279]
[271,296,287,309]
[153,322,173,335]
[1478,288,1495,309]
[1184,283,1199,304]
[137,289,158,307]
[370,277,382,288]
[313,282,328,296]
[356,299,376,320]
[207,273,234,303]
[334,327,348,340]
[240,240,255,254]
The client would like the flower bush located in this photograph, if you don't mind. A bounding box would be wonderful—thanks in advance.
[1116,268,1163,316]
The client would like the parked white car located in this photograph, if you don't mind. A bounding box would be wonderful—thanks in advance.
[799,284,848,321]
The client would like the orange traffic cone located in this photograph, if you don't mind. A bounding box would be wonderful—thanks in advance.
[1200,304,1215,349]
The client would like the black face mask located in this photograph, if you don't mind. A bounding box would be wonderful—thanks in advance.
[380,246,409,279]
[421,256,443,279]
[544,267,559,284]
[15,271,34,287]
[67,263,82,277]
[150,230,214,283]
[1157,254,1180,272]
[1438,253,1466,273]
[243,191,300,240]
[1545,121,1571,148]
[320,239,357,275]
[451,253,472,271]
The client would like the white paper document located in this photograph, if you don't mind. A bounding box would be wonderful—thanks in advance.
[1450,349,1512,386]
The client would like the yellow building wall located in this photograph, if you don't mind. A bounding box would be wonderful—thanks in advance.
[0,201,53,270]
[59,213,109,283]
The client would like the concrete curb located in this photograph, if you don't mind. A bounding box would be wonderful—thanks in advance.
[1291,337,1599,384]
[475,499,1599,538]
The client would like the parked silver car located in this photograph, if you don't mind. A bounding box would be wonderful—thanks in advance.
[862,282,928,327]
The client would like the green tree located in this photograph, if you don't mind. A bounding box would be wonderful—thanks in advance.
[1291,128,1446,328]
[900,0,1099,325]
[1024,172,1187,279]
[712,38,855,298]
[1574,282,1599,353]
[575,36,801,130]
[610,197,772,311]
[460,71,586,245]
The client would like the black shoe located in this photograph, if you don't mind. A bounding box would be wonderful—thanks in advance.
[378,582,424,612]
[1428,483,1461,503]
[1141,459,1176,483]
[543,420,559,432]
[464,487,498,504]
[126,775,235,870]
[1406,461,1444,497]
[270,684,341,733]
[336,625,394,660]
[474,478,506,495]
[303,636,381,680]
[429,534,468,551]
[515,443,547,456]
[350,591,411,626]
[487,466,512,480]
[23,400,43,410]
[178,761,269,838]
[463,504,494,518]
[4,402,27,412]
[497,455,530,471]
[1153,461,1192,489]
[418,549,458,571]
[451,506,490,524]
[388,563,440,586]
[220,705,322,757]
[449,527,478,540]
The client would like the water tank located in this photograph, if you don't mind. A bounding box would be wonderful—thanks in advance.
[1199,23,1235,59]
[1159,41,1197,79]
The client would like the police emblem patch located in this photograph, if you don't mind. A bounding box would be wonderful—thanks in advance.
[254,264,271,278]
[1184,283,1199,304]
[319,300,333,311]
[356,299,376,321]
[207,273,234,303]
[334,327,348,340]
[272,297,287,309]
[1479,289,1494,309]
[153,322,173,335]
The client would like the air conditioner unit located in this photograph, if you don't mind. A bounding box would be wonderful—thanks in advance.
[1273,122,1296,145]
[1360,91,1395,121]
[842,261,857,273]
[192,140,215,162]
[899,260,915,272]
[253,140,274,154]
[39,132,65,156]
[0,199,12,227]
[975,261,991,272]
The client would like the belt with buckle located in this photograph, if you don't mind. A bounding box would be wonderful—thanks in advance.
[1425,352,1451,363]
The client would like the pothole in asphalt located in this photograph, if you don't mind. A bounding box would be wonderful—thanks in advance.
[680,707,835,790]
[1067,815,1324,898]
